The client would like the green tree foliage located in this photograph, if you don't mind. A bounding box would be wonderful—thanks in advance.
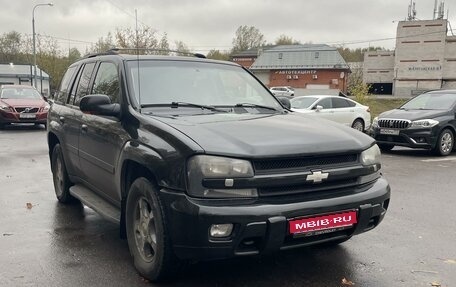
[206,49,230,61]
[232,25,266,53]
[275,34,300,45]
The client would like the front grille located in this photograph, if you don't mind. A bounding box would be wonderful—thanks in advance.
[378,119,410,129]
[259,178,358,197]
[253,154,358,174]
[14,107,39,113]
[376,135,408,143]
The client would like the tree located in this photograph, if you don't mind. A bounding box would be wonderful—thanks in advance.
[115,26,158,52]
[174,40,190,54]
[232,25,266,52]
[337,46,386,62]
[91,32,115,53]
[206,49,230,61]
[275,34,300,45]
[68,48,81,63]
[157,33,170,55]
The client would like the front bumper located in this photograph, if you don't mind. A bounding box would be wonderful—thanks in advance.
[373,126,439,149]
[160,177,390,260]
[0,110,47,124]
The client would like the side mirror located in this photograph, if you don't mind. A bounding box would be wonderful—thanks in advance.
[277,96,291,109]
[80,94,121,118]
[315,105,323,112]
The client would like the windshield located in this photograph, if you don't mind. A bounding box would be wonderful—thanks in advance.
[290,97,318,109]
[1,87,42,100]
[126,60,282,112]
[400,93,456,110]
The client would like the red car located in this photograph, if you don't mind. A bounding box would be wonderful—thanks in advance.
[0,85,50,129]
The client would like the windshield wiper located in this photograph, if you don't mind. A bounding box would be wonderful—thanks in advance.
[234,103,280,112]
[141,102,228,113]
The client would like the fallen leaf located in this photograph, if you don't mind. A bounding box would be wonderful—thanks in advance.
[431,282,441,287]
[26,203,33,209]
[444,259,456,264]
[341,277,355,286]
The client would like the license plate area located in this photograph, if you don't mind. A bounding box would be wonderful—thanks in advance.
[380,128,399,135]
[19,114,36,119]
[288,210,357,237]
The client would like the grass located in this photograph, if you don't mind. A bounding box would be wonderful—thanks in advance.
[361,98,408,119]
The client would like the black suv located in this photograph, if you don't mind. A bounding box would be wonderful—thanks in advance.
[47,51,390,281]
[372,90,456,155]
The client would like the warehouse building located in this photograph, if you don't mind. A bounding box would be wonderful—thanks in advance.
[364,17,456,97]
[0,63,50,96]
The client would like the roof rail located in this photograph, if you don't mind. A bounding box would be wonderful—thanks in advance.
[83,50,118,59]
[107,48,206,58]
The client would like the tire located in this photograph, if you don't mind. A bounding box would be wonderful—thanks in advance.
[351,119,364,132]
[126,177,178,282]
[378,143,394,152]
[433,128,454,156]
[51,144,75,203]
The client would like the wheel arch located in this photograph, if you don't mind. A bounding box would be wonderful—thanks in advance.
[47,132,60,167]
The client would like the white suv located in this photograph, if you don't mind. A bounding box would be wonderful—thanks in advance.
[270,86,294,97]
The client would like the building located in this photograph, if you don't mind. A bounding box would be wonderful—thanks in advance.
[0,64,50,96]
[364,18,456,97]
[247,44,350,94]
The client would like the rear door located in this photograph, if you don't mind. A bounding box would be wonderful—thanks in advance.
[78,61,126,203]
[331,97,356,126]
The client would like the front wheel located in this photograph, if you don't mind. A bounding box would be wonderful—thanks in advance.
[126,177,178,282]
[433,128,454,156]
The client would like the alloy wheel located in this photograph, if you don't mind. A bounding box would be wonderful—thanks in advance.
[134,197,157,263]
[441,132,453,154]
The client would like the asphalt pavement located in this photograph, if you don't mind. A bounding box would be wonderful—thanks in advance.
[0,125,455,287]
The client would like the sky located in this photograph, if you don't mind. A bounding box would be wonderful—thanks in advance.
[0,0,455,54]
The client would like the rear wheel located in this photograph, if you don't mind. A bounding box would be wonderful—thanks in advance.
[51,144,75,203]
[351,119,364,132]
[378,143,394,152]
[126,177,178,282]
[433,128,454,156]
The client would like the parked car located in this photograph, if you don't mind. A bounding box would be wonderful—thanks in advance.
[48,51,390,281]
[372,90,456,155]
[270,86,294,97]
[290,95,371,132]
[0,85,49,129]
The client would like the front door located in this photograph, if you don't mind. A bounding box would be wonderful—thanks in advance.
[78,62,126,204]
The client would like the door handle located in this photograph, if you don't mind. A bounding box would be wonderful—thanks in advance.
[81,124,88,132]
[59,116,65,123]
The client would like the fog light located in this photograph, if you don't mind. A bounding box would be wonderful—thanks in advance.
[210,224,233,238]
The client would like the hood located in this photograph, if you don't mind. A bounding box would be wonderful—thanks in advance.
[379,109,449,121]
[151,112,374,158]
[0,98,45,107]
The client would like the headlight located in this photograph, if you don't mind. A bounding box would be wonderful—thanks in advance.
[0,104,11,111]
[360,144,381,166]
[372,117,378,128]
[43,103,50,111]
[187,155,257,198]
[411,119,439,128]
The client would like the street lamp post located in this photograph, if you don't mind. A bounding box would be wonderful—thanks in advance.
[32,3,53,88]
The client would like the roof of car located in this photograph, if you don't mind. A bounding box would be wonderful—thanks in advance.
[0,84,37,90]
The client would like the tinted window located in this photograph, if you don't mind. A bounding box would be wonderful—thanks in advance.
[91,62,120,104]
[315,98,332,109]
[332,98,351,108]
[401,93,456,110]
[73,63,96,105]
[0,87,42,100]
[55,66,77,104]
[290,97,318,109]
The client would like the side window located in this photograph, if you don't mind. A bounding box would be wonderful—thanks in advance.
[73,62,96,106]
[91,62,120,104]
[316,98,332,109]
[54,66,77,104]
[332,98,351,109]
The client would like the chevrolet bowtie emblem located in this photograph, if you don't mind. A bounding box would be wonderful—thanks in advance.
[306,171,329,183]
